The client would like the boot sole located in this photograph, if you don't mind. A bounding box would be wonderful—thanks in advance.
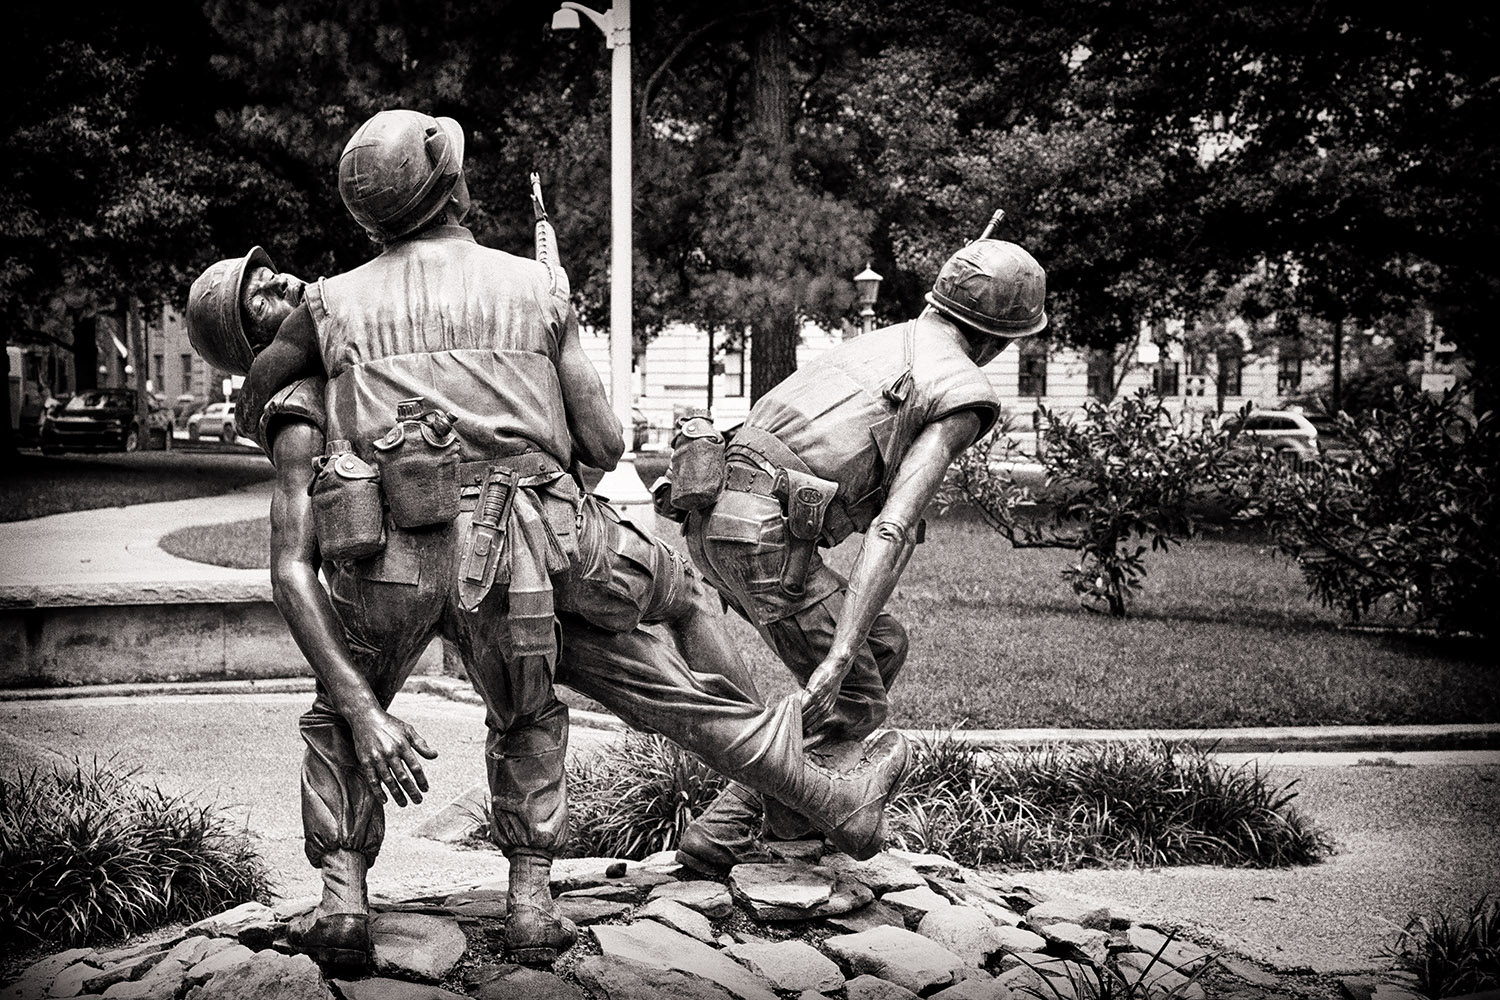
[302,944,373,969]
[674,848,731,876]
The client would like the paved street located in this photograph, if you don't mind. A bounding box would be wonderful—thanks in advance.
[3,690,1496,974]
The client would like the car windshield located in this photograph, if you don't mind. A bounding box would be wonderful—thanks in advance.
[65,390,132,410]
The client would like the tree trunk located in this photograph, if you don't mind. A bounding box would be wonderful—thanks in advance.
[750,7,791,148]
[127,296,150,431]
[751,311,799,403]
[747,5,797,401]
[73,314,98,391]
[1331,317,1344,414]
[0,333,15,456]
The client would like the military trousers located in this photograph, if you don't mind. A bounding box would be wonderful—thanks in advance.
[684,487,909,745]
[299,485,789,868]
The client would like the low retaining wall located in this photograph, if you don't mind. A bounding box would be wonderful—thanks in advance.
[0,581,440,688]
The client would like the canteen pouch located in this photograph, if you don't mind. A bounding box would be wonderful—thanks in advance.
[309,441,386,562]
[370,397,461,529]
[667,414,726,511]
[772,467,838,598]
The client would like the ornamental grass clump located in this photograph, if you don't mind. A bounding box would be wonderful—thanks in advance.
[0,758,271,948]
[564,734,727,860]
[889,734,1331,870]
[1387,896,1500,999]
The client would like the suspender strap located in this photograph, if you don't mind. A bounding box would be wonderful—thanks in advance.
[726,425,812,479]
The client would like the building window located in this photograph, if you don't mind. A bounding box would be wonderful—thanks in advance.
[1017,340,1048,397]
[1152,361,1180,397]
[152,353,164,391]
[180,353,194,394]
[721,348,745,397]
[1277,354,1302,395]
[1217,354,1243,396]
[1086,349,1114,401]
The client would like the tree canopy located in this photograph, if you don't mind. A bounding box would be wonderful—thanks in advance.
[5,0,1494,400]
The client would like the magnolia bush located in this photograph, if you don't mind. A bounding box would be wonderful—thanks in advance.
[1241,385,1496,637]
[939,389,1246,616]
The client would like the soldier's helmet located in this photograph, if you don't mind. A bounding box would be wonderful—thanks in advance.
[925,239,1047,338]
[338,110,465,242]
[186,246,275,377]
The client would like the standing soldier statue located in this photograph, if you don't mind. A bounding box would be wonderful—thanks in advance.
[661,235,1048,871]
[195,109,911,971]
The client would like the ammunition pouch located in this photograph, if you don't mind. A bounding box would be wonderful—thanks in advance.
[309,443,387,562]
[772,468,839,598]
[666,414,726,511]
[371,410,461,528]
[457,466,520,613]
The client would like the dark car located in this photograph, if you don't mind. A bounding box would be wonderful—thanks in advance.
[39,388,173,454]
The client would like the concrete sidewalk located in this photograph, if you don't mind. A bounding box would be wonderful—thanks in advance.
[3,688,1497,977]
[0,479,272,595]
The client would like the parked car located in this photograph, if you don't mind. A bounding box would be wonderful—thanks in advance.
[1226,408,1353,469]
[186,401,238,442]
[174,394,204,426]
[39,388,173,454]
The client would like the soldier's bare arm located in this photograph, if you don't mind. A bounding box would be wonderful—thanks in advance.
[801,409,983,728]
[239,305,324,440]
[269,420,438,807]
[555,305,624,471]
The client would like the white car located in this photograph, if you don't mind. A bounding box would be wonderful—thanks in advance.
[1226,409,1353,468]
[187,402,237,442]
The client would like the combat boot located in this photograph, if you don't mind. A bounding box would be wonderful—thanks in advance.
[676,782,781,873]
[503,850,577,965]
[288,848,373,968]
[759,730,912,861]
[762,738,868,841]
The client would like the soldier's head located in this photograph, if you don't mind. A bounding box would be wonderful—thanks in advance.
[924,239,1047,365]
[338,110,468,244]
[187,247,305,376]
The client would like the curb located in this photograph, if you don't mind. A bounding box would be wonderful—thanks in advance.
[3,675,1495,751]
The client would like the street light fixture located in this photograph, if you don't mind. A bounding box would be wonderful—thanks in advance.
[551,0,650,503]
[853,264,883,337]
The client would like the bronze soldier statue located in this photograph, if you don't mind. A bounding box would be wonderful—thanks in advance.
[664,237,1048,871]
[190,109,910,971]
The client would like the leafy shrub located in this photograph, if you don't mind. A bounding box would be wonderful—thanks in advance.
[889,734,1331,870]
[1240,385,1498,637]
[1388,896,1500,998]
[0,758,271,948]
[940,390,1245,616]
[563,735,727,860]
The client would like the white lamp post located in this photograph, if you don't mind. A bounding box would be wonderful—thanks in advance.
[552,0,650,504]
[853,264,883,337]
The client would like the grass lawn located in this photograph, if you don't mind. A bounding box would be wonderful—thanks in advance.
[1,451,274,521]
[159,501,1497,729]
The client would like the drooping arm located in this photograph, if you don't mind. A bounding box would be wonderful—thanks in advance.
[801,409,983,727]
[269,421,436,805]
[555,304,624,471]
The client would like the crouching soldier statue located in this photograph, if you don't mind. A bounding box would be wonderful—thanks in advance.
[189,109,911,971]
[661,236,1048,871]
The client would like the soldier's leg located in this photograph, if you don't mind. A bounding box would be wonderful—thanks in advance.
[448,607,574,966]
[296,567,441,967]
[554,612,911,864]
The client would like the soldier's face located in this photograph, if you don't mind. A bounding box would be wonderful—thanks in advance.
[241,266,305,348]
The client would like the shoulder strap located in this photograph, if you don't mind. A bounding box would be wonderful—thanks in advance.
[884,320,916,405]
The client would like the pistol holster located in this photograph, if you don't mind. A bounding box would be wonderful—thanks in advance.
[772,468,838,598]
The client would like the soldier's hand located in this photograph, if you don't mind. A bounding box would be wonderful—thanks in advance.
[800,655,850,731]
[351,709,439,808]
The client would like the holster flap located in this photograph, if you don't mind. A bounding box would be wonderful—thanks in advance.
[773,468,838,542]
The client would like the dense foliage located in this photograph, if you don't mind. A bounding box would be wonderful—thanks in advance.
[6,2,1495,405]
[0,758,270,947]
[890,735,1331,870]
[563,734,727,860]
[1244,386,1498,638]
[1389,896,1500,1000]
[940,390,1245,616]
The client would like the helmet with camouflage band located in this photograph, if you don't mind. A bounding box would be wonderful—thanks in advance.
[925,239,1047,338]
[187,246,303,377]
[338,110,466,243]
